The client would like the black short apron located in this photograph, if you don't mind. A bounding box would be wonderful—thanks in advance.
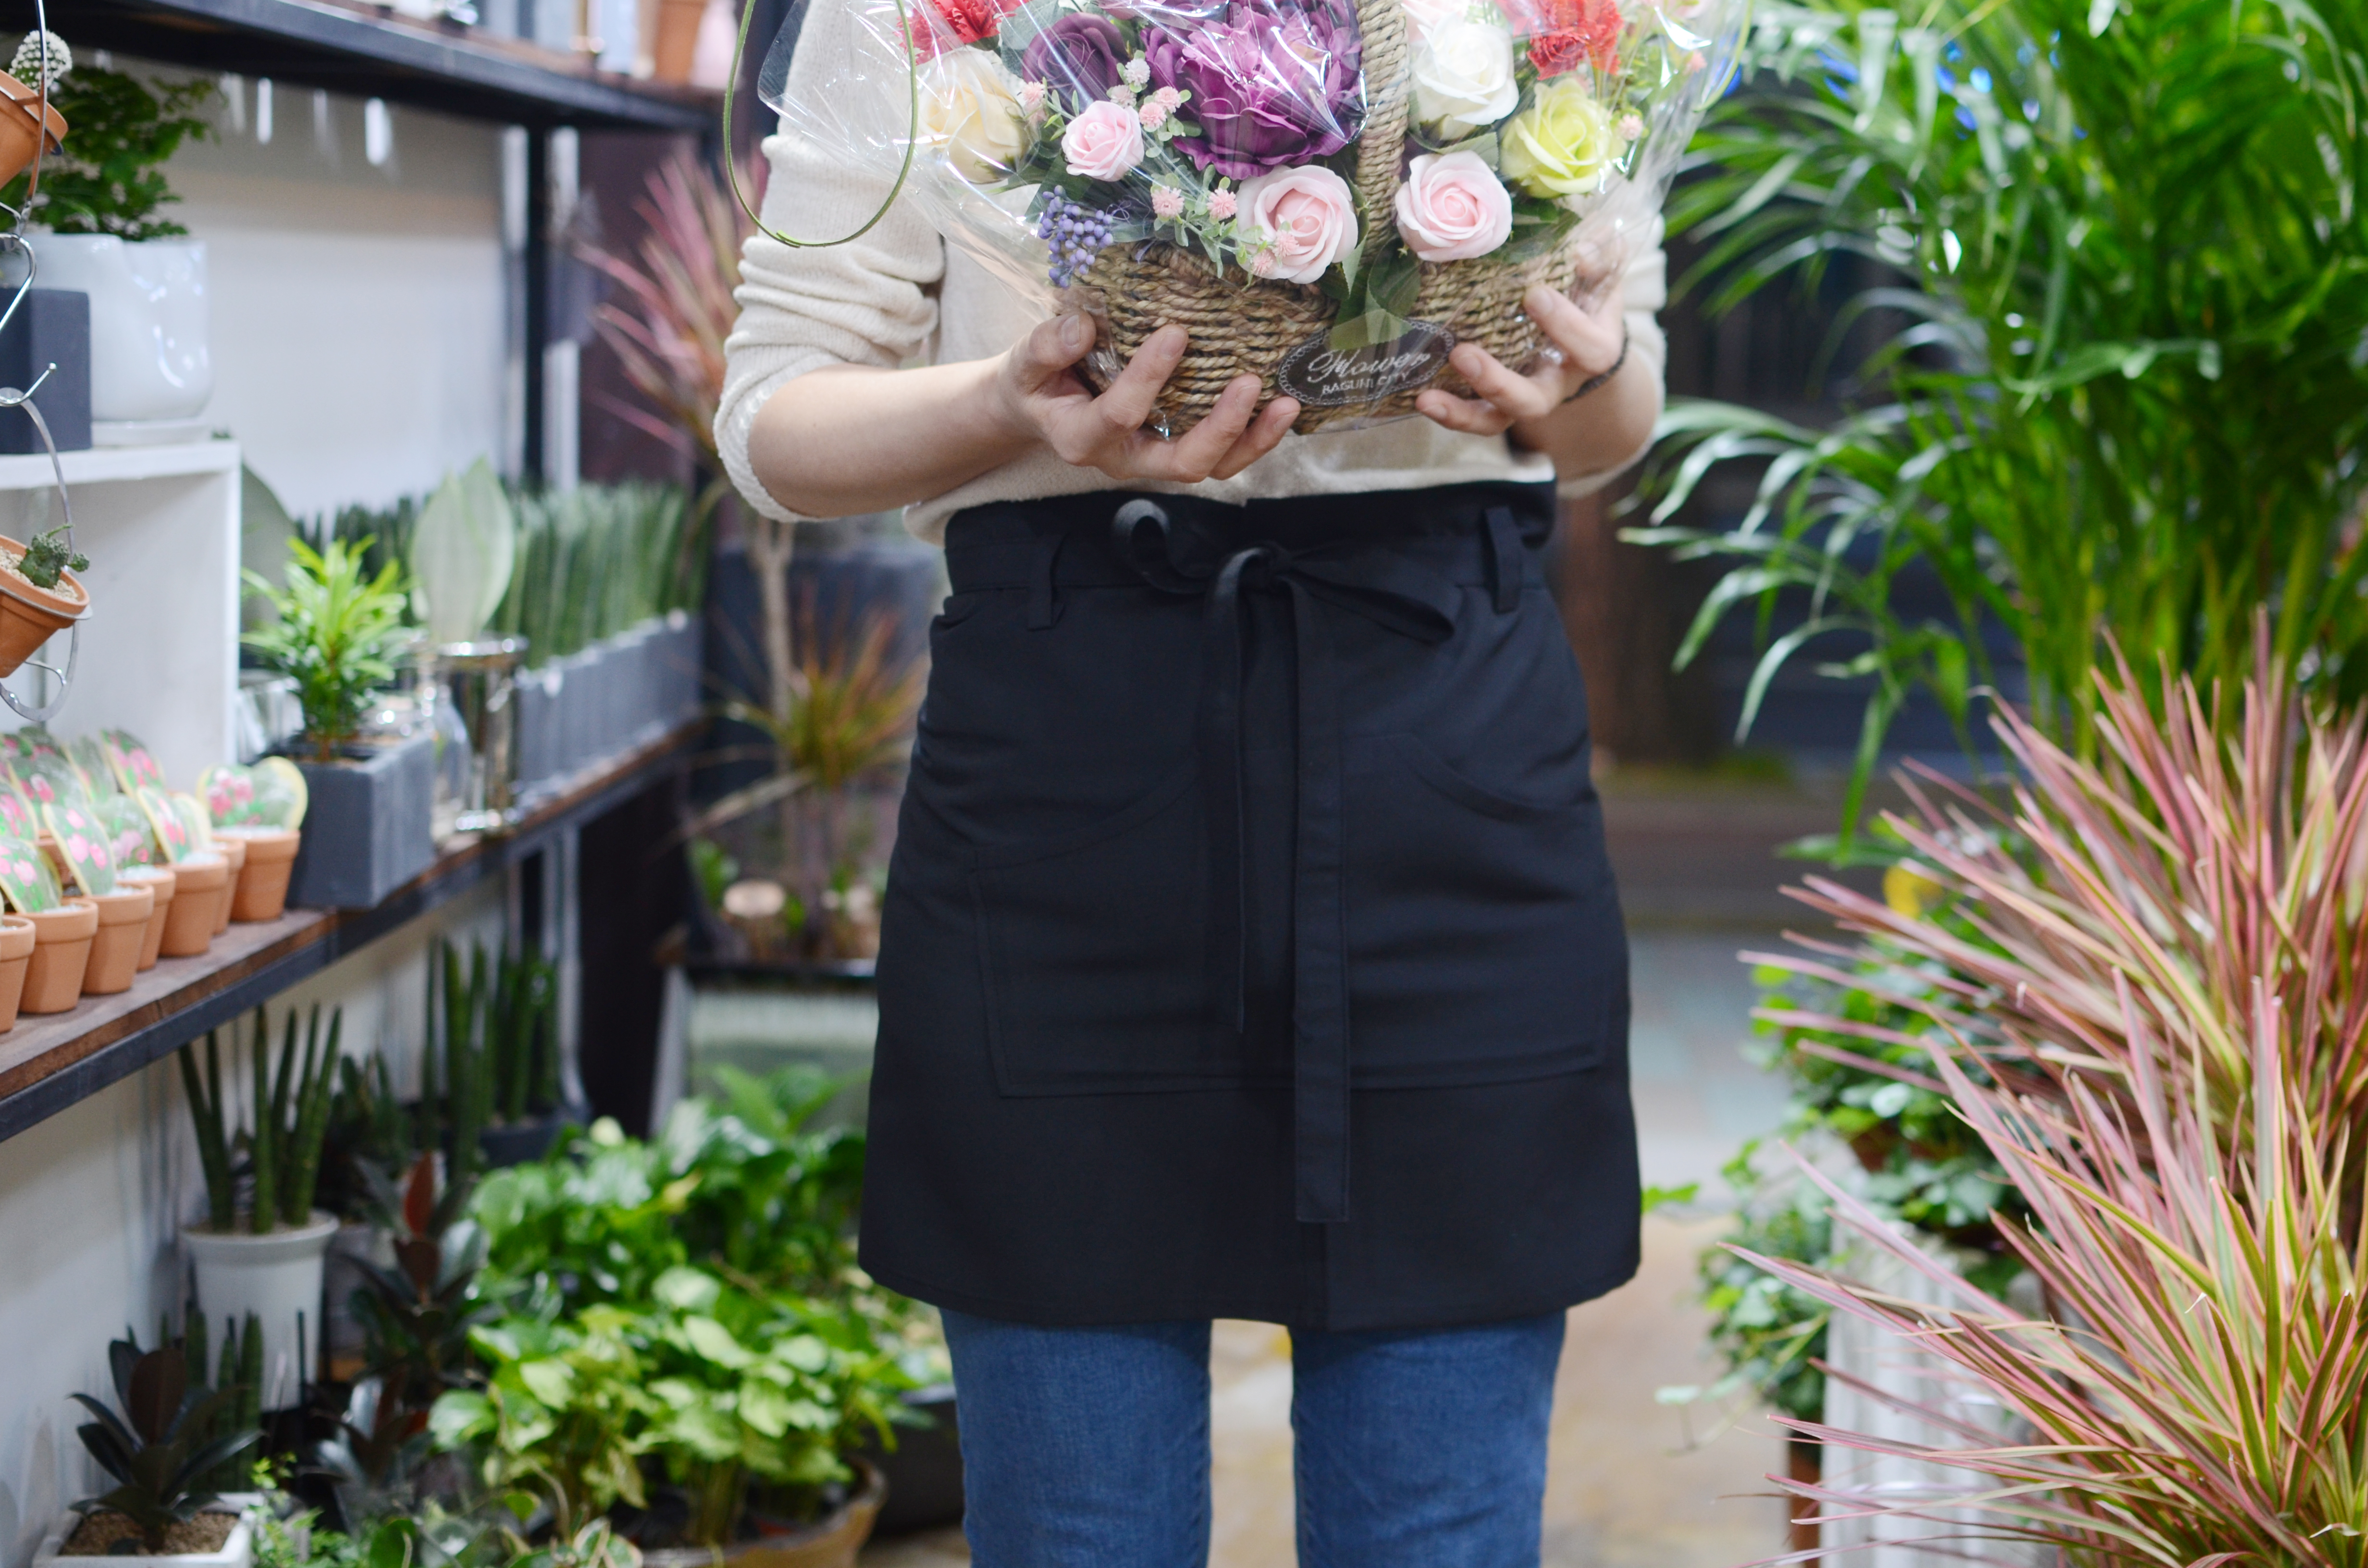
[858,480,1640,1332]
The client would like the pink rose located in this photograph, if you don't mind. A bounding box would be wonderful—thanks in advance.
[1393,150,1513,261]
[1236,165,1358,283]
[1061,98,1146,182]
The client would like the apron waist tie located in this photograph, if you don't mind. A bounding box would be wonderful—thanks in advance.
[1110,500,1472,1223]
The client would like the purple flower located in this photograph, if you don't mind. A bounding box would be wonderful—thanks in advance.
[1022,15,1129,110]
[1143,0,1366,180]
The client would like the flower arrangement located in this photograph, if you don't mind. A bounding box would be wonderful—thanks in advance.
[773,0,1739,428]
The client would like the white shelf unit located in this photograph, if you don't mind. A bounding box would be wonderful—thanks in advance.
[0,440,242,790]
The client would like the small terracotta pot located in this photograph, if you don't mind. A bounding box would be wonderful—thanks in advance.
[21,898,97,1015]
[218,827,301,923]
[79,884,155,996]
[0,76,65,193]
[209,835,247,934]
[0,536,88,681]
[118,866,176,971]
[158,854,230,958]
[0,914,36,1031]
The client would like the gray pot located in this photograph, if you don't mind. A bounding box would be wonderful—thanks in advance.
[608,623,658,752]
[555,646,604,779]
[287,730,436,909]
[513,665,564,798]
[656,610,703,730]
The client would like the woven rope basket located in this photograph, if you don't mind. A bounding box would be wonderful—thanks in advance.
[1076,0,1589,433]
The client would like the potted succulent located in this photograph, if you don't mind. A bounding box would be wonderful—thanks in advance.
[0,32,69,189]
[0,828,96,1015]
[13,58,217,434]
[197,759,308,922]
[243,537,433,910]
[134,786,233,958]
[431,937,567,1168]
[0,524,90,678]
[37,796,152,995]
[177,1008,342,1410]
[31,1335,259,1568]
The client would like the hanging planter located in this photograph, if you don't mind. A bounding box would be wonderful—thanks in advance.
[0,527,89,679]
[0,73,64,190]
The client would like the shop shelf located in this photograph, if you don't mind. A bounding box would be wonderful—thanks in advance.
[0,720,696,1143]
[0,0,718,131]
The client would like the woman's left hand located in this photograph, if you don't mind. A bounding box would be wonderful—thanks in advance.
[1413,282,1625,437]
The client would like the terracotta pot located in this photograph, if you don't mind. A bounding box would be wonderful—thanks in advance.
[0,913,35,1031]
[0,537,87,681]
[20,897,97,1015]
[119,866,176,971]
[218,827,300,922]
[159,854,229,958]
[0,75,65,192]
[79,884,154,996]
[652,0,708,82]
[210,834,247,934]
[639,1463,887,1568]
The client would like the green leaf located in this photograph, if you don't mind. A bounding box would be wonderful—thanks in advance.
[681,1317,754,1369]
[516,1358,576,1407]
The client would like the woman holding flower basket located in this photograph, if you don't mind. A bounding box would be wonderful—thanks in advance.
[717,0,1738,1556]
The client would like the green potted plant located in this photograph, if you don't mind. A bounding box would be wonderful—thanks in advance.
[30,1337,260,1568]
[17,60,218,432]
[177,1007,342,1410]
[244,536,432,909]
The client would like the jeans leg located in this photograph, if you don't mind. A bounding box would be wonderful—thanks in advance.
[1291,1310,1567,1568]
[940,1309,1213,1568]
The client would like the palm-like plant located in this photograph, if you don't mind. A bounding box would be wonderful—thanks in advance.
[1636,0,2368,838]
[1751,649,2368,1562]
[242,537,410,763]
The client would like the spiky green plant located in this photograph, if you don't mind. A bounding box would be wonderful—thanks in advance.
[1635,0,2368,841]
[177,1007,341,1234]
[1748,651,2368,1562]
[493,483,704,668]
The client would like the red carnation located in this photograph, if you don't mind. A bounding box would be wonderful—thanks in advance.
[919,0,1022,52]
[1525,0,1625,77]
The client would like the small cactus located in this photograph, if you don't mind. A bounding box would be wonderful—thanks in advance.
[16,526,87,591]
[9,31,71,93]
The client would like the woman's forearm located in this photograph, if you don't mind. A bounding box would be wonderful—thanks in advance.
[746,356,1035,518]
[1506,351,1662,485]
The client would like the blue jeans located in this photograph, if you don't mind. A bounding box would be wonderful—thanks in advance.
[940,1308,1567,1568]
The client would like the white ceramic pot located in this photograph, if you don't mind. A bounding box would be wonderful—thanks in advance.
[34,234,211,421]
[31,1508,252,1568]
[183,1211,337,1409]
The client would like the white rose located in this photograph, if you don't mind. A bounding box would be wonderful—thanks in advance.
[921,49,1027,184]
[1399,0,1468,37]
[1410,17,1518,138]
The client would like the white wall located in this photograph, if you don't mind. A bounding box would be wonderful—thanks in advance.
[0,884,505,1568]
[165,82,512,519]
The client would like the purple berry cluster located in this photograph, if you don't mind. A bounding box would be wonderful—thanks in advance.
[1036,191,1116,287]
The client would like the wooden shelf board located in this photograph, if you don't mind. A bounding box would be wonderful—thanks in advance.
[0,0,719,131]
[0,723,695,1142]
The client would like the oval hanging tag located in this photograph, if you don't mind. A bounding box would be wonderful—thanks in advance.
[1276,321,1457,408]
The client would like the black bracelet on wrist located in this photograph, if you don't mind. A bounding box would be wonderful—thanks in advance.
[1560,330,1631,406]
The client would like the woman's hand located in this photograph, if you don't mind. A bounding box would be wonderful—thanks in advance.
[1413,282,1626,439]
[996,316,1302,485]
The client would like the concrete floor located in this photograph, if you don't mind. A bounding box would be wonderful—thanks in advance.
[850,926,1796,1568]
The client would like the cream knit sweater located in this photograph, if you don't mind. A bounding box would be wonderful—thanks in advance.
[716,0,1671,544]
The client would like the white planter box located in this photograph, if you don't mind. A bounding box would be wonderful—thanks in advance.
[33,236,212,424]
[1821,1225,2047,1568]
[32,1508,252,1568]
[184,1211,337,1409]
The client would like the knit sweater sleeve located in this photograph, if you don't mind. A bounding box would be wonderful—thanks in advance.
[1558,212,1669,502]
[715,0,947,526]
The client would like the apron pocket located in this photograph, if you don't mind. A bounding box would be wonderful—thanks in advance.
[971,772,1238,1095]
[1343,732,1625,1088]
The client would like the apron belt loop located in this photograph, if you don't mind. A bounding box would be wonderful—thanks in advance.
[1027,525,1071,630]
[1484,506,1525,614]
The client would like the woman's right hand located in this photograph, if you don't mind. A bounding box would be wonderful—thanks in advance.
[996,315,1301,485]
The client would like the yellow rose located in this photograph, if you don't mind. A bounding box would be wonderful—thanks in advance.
[921,49,1027,184]
[1498,76,1627,206]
